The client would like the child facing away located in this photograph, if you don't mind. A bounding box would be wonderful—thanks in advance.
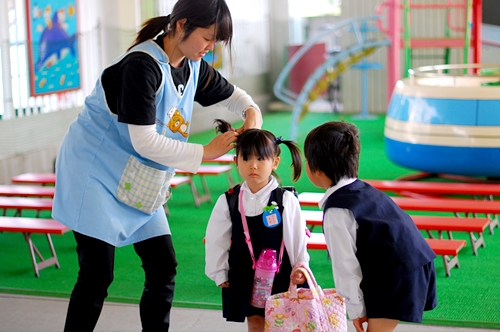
[205,119,309,332]
[304,121,437,332]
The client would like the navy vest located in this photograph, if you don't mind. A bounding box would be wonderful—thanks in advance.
[324,180,436,281]
[223,185,293,322]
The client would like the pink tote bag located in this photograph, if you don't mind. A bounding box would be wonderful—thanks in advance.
[265,266,347,332]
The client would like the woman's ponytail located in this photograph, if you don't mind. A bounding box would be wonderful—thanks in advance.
[128,15,171,51]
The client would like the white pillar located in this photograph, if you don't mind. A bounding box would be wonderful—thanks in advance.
[0,0,14,119]
[268,0,290,87]
[98,0,140,65]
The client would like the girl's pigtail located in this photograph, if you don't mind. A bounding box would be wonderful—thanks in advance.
[278,139,303,182]
[128,15,171,51]
[214,119,233,134]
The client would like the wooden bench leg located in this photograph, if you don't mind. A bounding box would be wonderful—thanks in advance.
[225,171,235,188]
[195,176,212,205]
[443,254,460,277]
[488,214,499,235]
[469,232,485,256]
[23,233,61,277]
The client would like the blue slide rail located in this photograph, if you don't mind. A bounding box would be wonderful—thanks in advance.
[273,16,390,139]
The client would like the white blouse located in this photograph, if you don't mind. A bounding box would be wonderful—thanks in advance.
[205,176,310,287]
[319,177,366,319]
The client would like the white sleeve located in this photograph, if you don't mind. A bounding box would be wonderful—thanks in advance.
[217,86,262,121]
[128,124,203,173]
[205,194,233,287]
[282,191,310,268]
[323,207,366,319]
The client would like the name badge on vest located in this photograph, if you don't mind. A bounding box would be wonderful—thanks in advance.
[263,201,281,228]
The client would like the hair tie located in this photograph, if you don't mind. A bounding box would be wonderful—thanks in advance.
[275,136,283,144]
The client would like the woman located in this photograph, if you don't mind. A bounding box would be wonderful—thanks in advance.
[52,0,262,331]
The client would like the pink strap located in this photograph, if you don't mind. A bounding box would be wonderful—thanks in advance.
[239,188,284,271]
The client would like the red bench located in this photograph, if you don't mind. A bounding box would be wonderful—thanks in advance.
[164,176,212,216]
[365,180,500,233]
[11,173,56,186]
[0,185,55,197]
[175,165,235,202]
[301,210,488,256]
[202,154,235,164]
[0,216,69,277]
[364,179,500,197]
[306,232,466,277]
[298,192,500,234]
[0,197,53,217]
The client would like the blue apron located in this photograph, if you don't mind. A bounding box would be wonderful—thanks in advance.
[52,40,200,246]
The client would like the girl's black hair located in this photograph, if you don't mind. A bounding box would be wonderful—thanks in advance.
[129,0,233,57]
[214,119,302,182]
[304,121,360,186]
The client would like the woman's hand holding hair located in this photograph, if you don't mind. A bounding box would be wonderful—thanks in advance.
[203,130,238,160]
[236,108,262,133]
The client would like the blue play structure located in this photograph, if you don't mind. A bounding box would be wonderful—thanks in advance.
[273,16,390,139]
[385,63,500,178]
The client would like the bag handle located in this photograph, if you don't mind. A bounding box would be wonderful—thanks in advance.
[239,188,284,271]
[289,266,325,300]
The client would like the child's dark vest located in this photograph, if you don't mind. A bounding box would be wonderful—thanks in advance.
[324,180,436,282]
[223,185,293,322]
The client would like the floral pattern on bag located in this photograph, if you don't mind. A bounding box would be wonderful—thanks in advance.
[265,267,347,332]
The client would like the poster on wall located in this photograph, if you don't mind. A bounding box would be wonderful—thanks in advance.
[26,0,80,96]
[204,43,223,70]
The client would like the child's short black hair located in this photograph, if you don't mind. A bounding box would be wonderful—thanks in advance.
[304,121,360,186]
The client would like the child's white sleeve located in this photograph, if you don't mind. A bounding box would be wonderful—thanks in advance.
[205,194,233,287]
[323,207,366,319]
[282,191,310,267]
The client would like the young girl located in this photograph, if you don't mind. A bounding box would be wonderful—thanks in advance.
[304,121,437,332]
[53,1,261,330]
[205,119,309,332]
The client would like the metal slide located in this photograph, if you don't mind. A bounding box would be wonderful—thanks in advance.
[273,16,390,139]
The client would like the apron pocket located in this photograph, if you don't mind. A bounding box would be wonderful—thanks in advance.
[116,155,173,214]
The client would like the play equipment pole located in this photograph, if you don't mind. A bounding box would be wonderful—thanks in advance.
[403,0,412,77]
[472,0,482,67]
[387,0,401,105]
[463,0,472,74]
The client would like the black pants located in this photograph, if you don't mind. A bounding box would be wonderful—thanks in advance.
[64,232,177,332]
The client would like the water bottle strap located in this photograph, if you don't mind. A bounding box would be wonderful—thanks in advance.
[239,189,284,272]
[239,189,256,269]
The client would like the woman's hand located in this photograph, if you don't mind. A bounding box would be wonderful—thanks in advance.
[218,281,230,288]
[203,130,238,160]
[235,108,262,133]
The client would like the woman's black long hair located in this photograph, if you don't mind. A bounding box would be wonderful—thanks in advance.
[128,0,233,56]
[214,119,302,182]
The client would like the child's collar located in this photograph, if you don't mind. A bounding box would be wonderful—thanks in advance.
[241,176,278,196]
[319,178,357,209]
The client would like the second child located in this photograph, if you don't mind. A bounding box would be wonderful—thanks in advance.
[304,121,437,332]
[205,120,309,332]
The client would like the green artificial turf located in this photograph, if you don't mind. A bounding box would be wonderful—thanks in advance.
[1,112,499,328]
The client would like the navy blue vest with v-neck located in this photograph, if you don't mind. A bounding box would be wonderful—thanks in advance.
[222,185,293,322]
[324,180,436,281]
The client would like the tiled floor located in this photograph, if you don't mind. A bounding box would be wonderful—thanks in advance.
[0,293,496,332]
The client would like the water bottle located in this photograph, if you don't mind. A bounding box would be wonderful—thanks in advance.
[250,249,277,308]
